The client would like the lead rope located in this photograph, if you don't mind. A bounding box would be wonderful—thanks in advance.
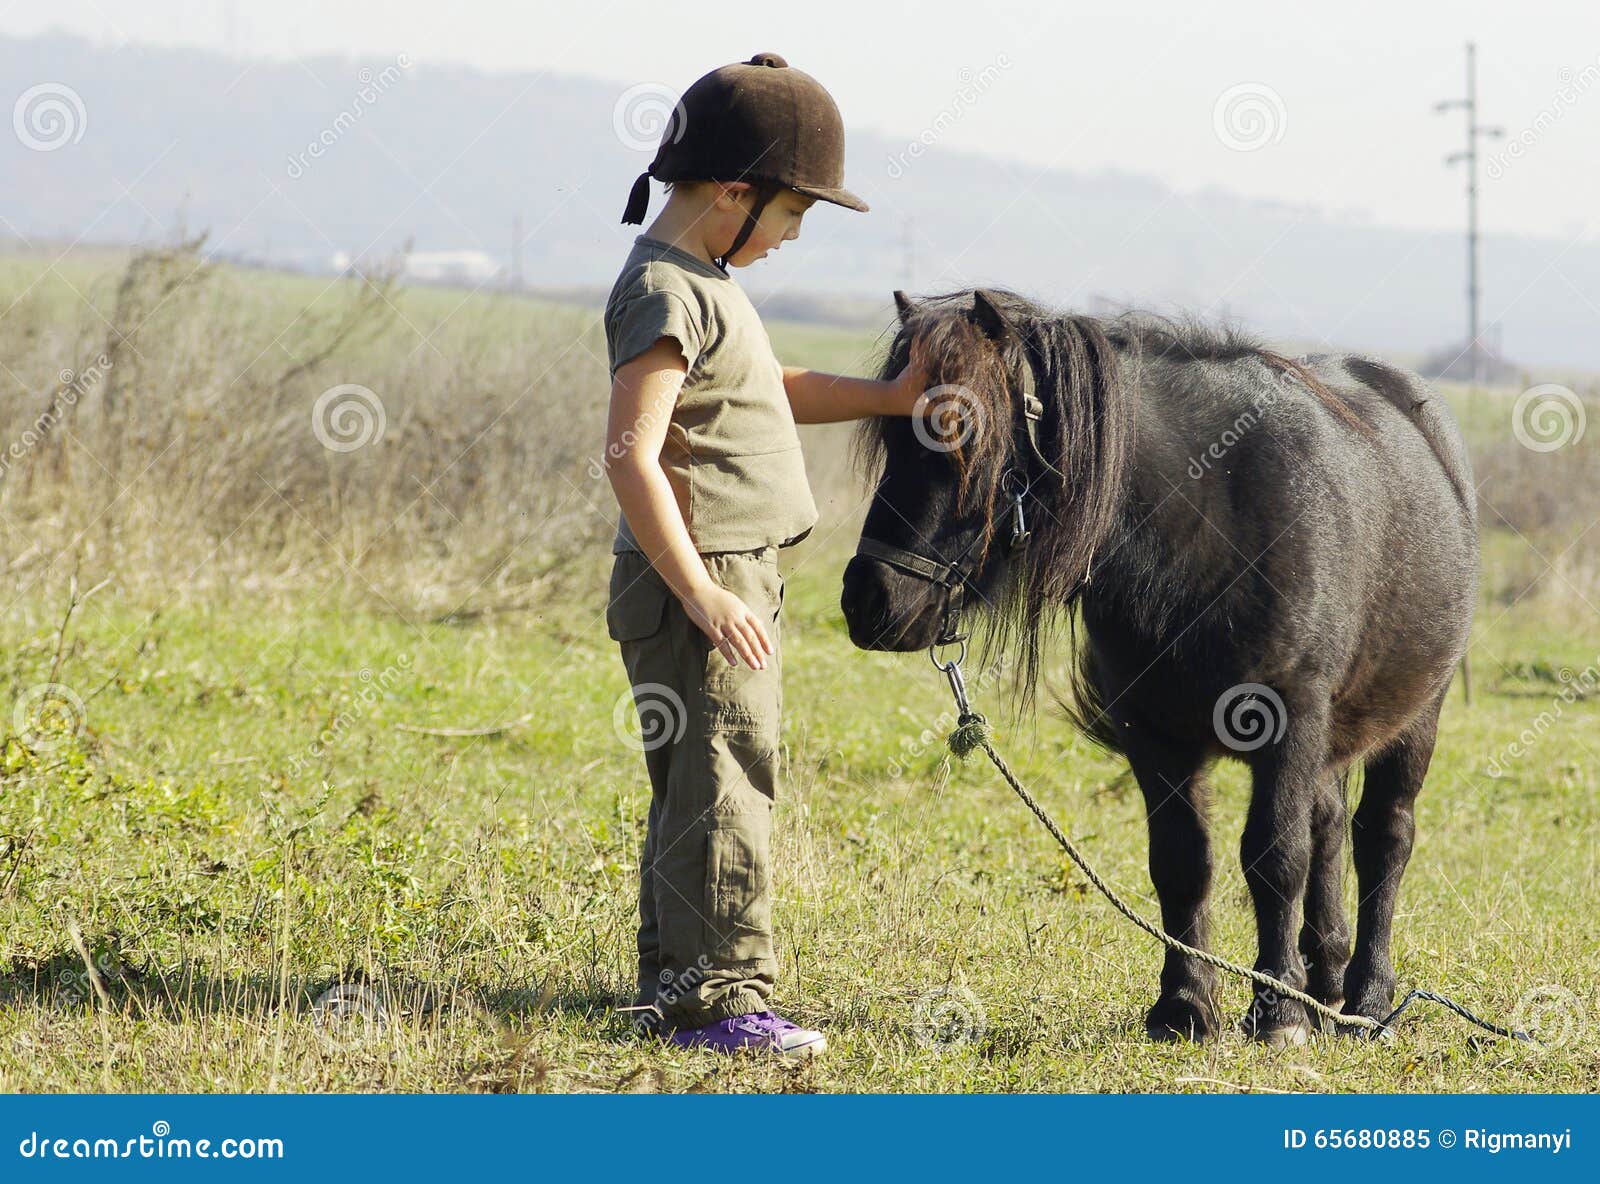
[936,653,1534,1043]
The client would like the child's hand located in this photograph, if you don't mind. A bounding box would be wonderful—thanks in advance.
[681,583,775,670]
[890,343,930,413]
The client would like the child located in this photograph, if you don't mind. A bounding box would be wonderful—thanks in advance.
[604,52,923,1059]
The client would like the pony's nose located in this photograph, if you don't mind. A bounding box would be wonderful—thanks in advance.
[842,554,937,651]
[841,555,891,648]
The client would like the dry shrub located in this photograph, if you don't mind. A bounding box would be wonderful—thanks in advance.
[0,239,615,614]
[1471,396,1600,615]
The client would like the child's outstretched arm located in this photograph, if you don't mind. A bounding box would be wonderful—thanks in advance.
[605,338,774,671]
[781,359,926,424]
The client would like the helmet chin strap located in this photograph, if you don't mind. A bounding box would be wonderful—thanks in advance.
[714,183,776,271]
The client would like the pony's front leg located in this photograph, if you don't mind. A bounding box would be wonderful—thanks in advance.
[1237,698,1326,1046]
[1126,738,1221,1042]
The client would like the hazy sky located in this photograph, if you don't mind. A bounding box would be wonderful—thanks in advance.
[7,0,1599,241]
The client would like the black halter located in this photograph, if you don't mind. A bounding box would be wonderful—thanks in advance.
[855,334,1056,647]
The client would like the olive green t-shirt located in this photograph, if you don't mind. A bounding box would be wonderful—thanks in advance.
[605,235,818,555]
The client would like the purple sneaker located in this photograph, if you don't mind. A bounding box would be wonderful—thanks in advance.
[667,1011,826,1060]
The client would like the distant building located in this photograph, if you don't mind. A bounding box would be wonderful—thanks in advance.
[1418,339,1519,385]
[400,250,501,286]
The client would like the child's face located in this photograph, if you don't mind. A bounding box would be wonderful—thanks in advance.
[716,185,816,266]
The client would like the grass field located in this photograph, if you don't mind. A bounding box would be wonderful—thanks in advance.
[0,249,1596,1092]
[1,529,1596,1092]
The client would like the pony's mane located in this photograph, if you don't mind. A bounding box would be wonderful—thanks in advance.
[851,288,1364,715]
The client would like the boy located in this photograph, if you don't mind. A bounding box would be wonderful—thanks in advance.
[604,52,923,1058]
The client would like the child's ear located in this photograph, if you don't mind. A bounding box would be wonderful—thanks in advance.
[712,181,752,211]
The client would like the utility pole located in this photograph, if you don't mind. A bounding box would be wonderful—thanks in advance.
[510,213,524,291]
[1435,42,1502,386]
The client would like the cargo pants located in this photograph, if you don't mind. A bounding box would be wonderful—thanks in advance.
[606,545,784,1027]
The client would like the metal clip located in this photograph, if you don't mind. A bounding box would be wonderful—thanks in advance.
[1010,492,1030,551]
[929,638,971,717]
[1003,469,1031,551]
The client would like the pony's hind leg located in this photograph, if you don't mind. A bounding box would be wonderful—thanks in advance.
[1342,695,1444,1031]
[1298,768,1352,1031]
[1125,737,1222,1042]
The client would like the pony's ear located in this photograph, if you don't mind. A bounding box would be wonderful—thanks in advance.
[971,289,1012,341]
[892,290,915,321]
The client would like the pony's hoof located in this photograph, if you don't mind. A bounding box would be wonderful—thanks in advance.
[1334,1017,1397,1042]
[1239,1006,1312,1046]
[1305,997,1345,1036]
[1145,992,1221,1042]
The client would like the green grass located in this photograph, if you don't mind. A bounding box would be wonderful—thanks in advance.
[1,528,1596,1094]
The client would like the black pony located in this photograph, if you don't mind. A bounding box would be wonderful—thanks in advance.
[842,289,1478,1045]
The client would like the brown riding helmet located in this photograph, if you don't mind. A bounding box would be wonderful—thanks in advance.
[620,52,868,266]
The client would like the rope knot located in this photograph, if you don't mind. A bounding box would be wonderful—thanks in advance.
[948,711,992,759]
